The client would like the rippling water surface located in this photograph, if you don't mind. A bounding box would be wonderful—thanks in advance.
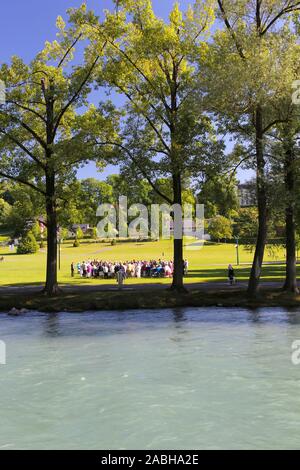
[1,307,300,450]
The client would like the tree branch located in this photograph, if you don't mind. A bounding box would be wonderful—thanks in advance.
[57,33,83,68]
[6,100,46,123]
[111,80,171,154]
[94,140,173,204]
[103,32,169,106]
[0,128,46,169]
[0,110,47,149]
[261,2,300,35]
[263,119,288,134]
[0,171,46,195]
[53,53,102,136]
[217,0,246,60]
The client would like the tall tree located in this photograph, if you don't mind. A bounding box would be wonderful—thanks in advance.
[0,18,113,295]
[282,126,299,293]
[205,0,300,296]
[76,178,114,226]
[268,113,300,294]
[69,0,225,291]
[197,175,239,219]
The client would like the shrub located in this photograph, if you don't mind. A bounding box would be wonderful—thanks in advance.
[208,216,233,241]
[76,227,84,240]
[31,221,42,241]
[233,208,258,239]
[111,239,117,246]
[73,239,80,247]
[59,227,69,242]
[17,231,39,254]
[91,227,98,240]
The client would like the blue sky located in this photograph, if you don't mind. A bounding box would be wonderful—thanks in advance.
[1,0,188,62]
[0,0,252,182]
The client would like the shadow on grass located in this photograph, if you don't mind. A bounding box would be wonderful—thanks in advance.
[0,269,287,290]
[0,252,23,257]
[0,279,171,289]
[0,281,45,287]
[0,264,294,289]
[186,265,288,281]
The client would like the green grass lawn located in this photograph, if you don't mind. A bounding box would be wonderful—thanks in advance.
[0,238,289,288]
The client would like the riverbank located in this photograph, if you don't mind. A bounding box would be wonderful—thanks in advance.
[1,285,300,313]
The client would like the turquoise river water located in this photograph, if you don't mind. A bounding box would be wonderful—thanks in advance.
[0,307,300,450]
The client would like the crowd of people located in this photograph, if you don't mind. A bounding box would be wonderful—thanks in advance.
[70,260,238,285]
[71,259,189,279]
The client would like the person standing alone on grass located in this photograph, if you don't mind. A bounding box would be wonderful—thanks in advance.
[116,267,126,290]
[184,259,189,276]
[228,264,235,285]
[71,262,75,277]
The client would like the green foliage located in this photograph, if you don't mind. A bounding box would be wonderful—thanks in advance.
[1,0,300,292]
[106,222,118,239]
[73,239,80,247]
[5,187,43,236]
[69,0,225,207]
[0,198,11,226]
[208,216,233,241]
[76,227,84,240]
[59,227,69,241]
[31,221,42,241]
[91,227,98,240]
[198,176,239,219]
[0,18,118,292]
[107,174,153,206]
[233,208,258,240]
[17,231,39,254]
[78,179,113,226]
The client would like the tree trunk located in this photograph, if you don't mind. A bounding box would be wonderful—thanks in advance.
[283,138,299,293]
[171,173,185,292]
[43,171,59,296]
[247,105,268,297]
[172,237,184,291]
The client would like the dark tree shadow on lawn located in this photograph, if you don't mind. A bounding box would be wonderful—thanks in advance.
[185,265,288,282]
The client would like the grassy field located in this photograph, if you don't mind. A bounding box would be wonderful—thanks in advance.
[0,238,290,288]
